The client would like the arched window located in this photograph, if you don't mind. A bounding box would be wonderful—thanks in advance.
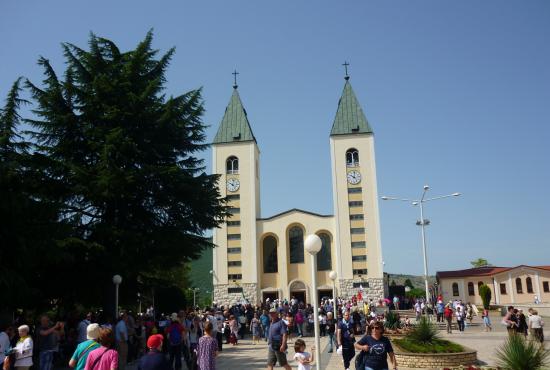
[468,282,475,296]
[452,283,459,296]
[226,156,239,174]
[346,148,359,167]
[526,277,533,293]
[263,236,278,273]
[289,226,304,264]
[317,233,332,271]
[516,278,523,294]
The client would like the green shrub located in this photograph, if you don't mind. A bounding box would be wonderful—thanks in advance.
[393,338,463,353]
[479,284,492,309]
[406,316,439,343]
[384,311,402,330]
[495,333,550,370]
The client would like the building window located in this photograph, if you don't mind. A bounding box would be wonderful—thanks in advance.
[350,228,365,234]
[452,283,459,296]
[516,278,523,294]
[468,282,475,296]
[348,187,362,194]
[352,255,367,261]
[349,201,363,207]
[228,274,242,280]
[500,283,507,295]
[543,281,549,293]
[351,241,366,248]
[228,207,240,214]
[263,235,278,273]
[227,234,241,240]
[227,247,241,254]
[228,261,241,267]
[350,214,364,220]
[526,277,533,293]
[289,226,304,264]
[227,194,240,201]
[228,287,243,294]
[226,156,239,174]
[227,221,241,226]
[317,233,332,271]
[353,269,367,275]
[353,282,369,288]
[346,148,359,167]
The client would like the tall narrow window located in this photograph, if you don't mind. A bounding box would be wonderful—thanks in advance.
[516,278,523,294]
[346,148,359,167]
[289,226,304,263]
[468,282,475,296]
[263,236,278,273]
[317,233,332,271]
[452,283,459,296]
[543,281,549,293]
[526,277,533,293]
[226,156,239,174]
[500,283,507,295]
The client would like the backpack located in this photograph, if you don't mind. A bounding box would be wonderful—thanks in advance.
[169,324,182,345]
[444,309,453,319]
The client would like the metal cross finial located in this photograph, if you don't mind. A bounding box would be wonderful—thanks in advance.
[232,69,239,89]
[342,61,350,80]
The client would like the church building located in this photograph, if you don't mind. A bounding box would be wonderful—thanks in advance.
[211,73,387,305]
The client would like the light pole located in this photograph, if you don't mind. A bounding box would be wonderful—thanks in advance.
[305,234,322,370]
[188,288,200,307]
[382,185,460,303]
[209,270,218,304]
[112,275,122,319]
[329,270,337,305]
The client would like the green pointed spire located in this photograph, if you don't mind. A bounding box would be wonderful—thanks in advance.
[330,80,373,136]
[213,88,256,144]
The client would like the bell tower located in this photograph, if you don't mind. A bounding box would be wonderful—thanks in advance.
[212,76,261,305]
[330,70,385,300]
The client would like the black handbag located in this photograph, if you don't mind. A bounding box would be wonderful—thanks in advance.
[355,349,367,370]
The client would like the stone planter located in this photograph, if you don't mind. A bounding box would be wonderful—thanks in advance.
[392,344,477,369]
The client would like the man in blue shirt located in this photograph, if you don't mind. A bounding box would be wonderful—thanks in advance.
[267,308,290,370]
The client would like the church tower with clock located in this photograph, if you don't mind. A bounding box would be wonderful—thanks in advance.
[211,72,386,305]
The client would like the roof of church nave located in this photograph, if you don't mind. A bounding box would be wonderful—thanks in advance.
[257,208,333,221]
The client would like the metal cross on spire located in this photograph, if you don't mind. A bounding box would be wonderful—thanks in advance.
[232,69,239,89]
[342,61,350,80]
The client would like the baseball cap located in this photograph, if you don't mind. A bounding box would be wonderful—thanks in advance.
[147,334,164,349]
[87,323,100,340]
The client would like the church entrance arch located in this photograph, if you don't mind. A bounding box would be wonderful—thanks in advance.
[289,280,308,305]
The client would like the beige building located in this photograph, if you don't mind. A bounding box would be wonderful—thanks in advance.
[436,265,550,305]
[211,76,386,305]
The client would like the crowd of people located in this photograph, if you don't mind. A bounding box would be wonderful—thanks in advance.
[0,294,545,370]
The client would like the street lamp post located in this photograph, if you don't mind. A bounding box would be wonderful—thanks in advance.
[188,288,200,307]
[382,185,460,303]
[112,275,122,319]
[305,234,322,370]
[209,270,218,304]
[329,270,337,305]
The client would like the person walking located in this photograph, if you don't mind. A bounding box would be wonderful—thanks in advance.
[251,313,261,345]
[516,309,528,337]
[444,304,453,334]
[326,312,337,353]
[260,310,270,342]
[115,313,128,370]
[455,306,465,332]
[165,313,184,370]
[528,310,544,343]
[137,334,170,370]
[77,314,93,345]
[84,328,118,370]
[69,324,101,370]
[14,325,33,370]
[0,325,11,370]
[196,322,218,370]
[39,315,64,370]
[502,306,518,337]
[337,311,355,370]
[481,308,492,332]
[266,308,290,370]
[354,321,398,370]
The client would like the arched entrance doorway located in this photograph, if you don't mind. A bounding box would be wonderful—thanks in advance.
[289,280,307,305]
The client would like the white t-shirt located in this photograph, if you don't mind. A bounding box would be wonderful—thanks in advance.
[14,337,33,367]
[293,351,311,370]
[0,332,10,364]
[529,315,544,329]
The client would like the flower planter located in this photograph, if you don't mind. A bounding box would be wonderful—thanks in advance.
[392,344,478,369]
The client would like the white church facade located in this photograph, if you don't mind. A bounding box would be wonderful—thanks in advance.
[211,75,387,305]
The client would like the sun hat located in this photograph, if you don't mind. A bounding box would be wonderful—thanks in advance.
[87,323,100,340]
[147,334,164,349]
[269,308,278,313]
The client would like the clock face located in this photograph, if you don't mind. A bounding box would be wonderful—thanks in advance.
[347,170,361,185]
[226,178,240,192]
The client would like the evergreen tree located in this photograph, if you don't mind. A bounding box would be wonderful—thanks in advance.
[5,31,226,310]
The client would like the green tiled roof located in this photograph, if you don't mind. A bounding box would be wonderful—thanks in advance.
[330,80,373,136]
[213,88,256,144]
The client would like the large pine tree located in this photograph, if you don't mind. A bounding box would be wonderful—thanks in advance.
[2,31,226,310]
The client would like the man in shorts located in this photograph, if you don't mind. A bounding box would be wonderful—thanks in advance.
[267,308,291,370]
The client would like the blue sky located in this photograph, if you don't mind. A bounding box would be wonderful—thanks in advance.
[2,1,549,275]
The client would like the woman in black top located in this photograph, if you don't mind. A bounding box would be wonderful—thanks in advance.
[355,321,397,370]
[326,312,336,353]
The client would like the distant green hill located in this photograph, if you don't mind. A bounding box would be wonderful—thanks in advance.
[188,247,213,303]
[387,273,436,288]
